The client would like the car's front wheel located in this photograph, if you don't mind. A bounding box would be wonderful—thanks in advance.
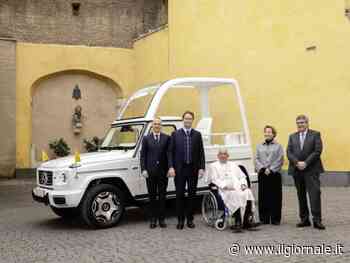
[80,184,125,229]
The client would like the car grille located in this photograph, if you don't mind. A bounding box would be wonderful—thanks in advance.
[38,170,53,186]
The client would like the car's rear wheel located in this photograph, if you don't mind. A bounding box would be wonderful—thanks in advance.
[50,206,79,219]
[80,184,125,229]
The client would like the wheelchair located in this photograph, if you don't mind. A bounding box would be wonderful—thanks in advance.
[201,165,256,231]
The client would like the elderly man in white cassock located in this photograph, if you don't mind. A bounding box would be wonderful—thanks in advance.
[207,147,257,232]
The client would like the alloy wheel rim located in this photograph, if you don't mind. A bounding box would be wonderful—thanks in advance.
[91,191,121,223]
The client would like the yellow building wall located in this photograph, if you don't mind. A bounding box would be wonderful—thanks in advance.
[134,28,170,90]
[16,0,350,171]
[16,43,134,168]
[166,0,350,171]
[133,28,200,120]
[133,0,350,171]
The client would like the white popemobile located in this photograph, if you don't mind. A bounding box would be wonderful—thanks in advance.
[32,77,257,229]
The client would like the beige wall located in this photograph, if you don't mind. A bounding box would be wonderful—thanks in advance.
[32,70,122,162]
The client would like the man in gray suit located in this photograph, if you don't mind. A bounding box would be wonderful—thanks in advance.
[287,115,325,230]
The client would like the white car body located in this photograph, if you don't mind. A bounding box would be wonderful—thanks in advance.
[32,77,257,226]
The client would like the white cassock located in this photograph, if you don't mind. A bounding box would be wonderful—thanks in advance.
[206,161,255,220]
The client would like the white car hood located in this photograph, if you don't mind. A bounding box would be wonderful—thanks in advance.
[39,150,133,169]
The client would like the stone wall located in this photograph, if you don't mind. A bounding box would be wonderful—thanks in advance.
[0,0,168,48]
[0,39,16,177]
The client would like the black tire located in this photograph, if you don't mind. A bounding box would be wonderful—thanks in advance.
[79,184,125,229]
[50,206,79,219]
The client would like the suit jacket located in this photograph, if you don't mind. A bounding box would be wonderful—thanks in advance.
[168,128,205,175]
[287,129,324,175]
[140,132,170,176]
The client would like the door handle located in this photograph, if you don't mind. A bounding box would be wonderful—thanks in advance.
[131,166,139,170]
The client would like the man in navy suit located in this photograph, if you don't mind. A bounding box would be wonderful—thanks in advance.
[140,117,170,228]
[168,111,205,230]
[287,114,325,230]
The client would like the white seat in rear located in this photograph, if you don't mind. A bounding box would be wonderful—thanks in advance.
[196,117,213,145]
[224,133,244,145]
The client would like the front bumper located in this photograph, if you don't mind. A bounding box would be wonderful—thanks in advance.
[32,186,84,208]
[32,188,49,205]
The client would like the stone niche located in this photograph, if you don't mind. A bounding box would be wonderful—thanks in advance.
[31,70,123,163]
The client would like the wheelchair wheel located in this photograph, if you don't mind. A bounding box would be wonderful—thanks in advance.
[215,218,227,231]
[201,191,219,227]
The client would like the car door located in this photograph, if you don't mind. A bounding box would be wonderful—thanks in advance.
[160,124,177,193]
[126,123,150,197]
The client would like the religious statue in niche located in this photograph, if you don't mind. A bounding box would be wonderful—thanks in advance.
[72,84,81,100]
[72,105,83,134]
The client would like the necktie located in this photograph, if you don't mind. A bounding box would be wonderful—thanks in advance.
[155,134,159,143]
[185,130,191,164]
[300,132,305,150]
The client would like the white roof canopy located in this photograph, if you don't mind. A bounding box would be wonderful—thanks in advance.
[117,77,250,144]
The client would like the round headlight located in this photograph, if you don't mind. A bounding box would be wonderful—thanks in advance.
[54,171,69,185]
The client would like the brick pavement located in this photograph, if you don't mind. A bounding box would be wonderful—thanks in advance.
[0,179,348,263]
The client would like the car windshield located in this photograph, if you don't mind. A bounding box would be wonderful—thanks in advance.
[119,84,160,119]
[100,124,144,150]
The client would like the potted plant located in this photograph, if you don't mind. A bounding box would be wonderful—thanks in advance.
[49,138,71,157]
[83,136,101,152]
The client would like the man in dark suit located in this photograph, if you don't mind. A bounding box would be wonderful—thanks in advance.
[140,117,170,228]
[287,114,325,230]
[168,111,205,230]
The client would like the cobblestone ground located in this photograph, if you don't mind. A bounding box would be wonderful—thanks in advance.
[0,178,349,263]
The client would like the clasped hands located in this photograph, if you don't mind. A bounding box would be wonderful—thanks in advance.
[223,184,247,191]
[261,168,271,176]
[296,161,307,171]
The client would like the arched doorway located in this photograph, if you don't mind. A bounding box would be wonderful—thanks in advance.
[31,70,123,164]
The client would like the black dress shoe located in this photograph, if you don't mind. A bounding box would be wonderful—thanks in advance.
[296,221,311,227]
[271,221,281,225]
[243,222,261,229]
[313,222,326,230]
[150,218,157,229]
[176,221,184,230]
[159,220,167,228]
[232,224,244,233]
[187,220,195,229]
[176,223,184,230]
